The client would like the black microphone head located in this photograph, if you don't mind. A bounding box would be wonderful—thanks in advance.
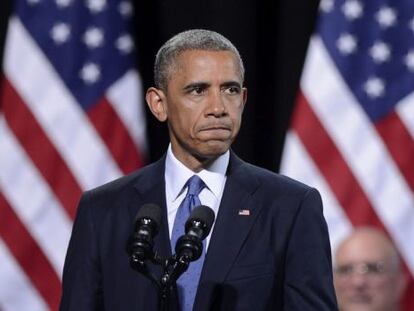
[135,203,162,233]
[128,203,161,263]
[185,205,215,239]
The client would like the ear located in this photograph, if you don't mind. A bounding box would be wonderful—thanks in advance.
[241,87,248,111]
[146,87,168,122]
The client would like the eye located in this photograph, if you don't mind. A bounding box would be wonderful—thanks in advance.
[223,86,241,95]
[335,264,353,275]
[365,262,385,274]
[189,86,205,95]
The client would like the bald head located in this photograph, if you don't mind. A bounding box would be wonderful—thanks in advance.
[335,228,400,272]
[334,227,406,311]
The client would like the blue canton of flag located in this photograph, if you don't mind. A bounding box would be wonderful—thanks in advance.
[319,0,414,121]
[17,0,136,109]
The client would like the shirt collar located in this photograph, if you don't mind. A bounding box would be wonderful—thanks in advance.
[165,144,229,202]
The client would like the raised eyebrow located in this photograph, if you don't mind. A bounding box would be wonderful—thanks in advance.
[183,82,210,91]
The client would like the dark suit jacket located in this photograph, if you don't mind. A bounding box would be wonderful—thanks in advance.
[60,152,338,310]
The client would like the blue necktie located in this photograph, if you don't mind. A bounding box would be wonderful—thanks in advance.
[171,175,206,311]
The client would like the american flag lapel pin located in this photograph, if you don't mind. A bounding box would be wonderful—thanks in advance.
[238,209,250,216]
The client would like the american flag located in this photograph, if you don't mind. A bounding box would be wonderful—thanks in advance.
[0,0,146,309]
[280,0,414,309]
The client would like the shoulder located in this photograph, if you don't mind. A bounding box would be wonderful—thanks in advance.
[251,162,320,203]
[71,158,165,232]
[248,162,310,190]
[233,153,318,198]
[80,158,164,206]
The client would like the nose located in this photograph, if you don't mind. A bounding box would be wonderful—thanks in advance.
[207,90,227,117]
[349,273,369,289]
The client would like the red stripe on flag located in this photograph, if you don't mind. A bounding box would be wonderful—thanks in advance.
[292,91,383,227]
[0,191,61,310]
[293,90,414,311]
[88,97,144,174]
[375,111,414,193]
[1,78,82,219]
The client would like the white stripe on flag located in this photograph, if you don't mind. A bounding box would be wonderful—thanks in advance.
[396,91,414,140]
[107,69,147,153]
[301,35,414,274]
[280,130,353,253]
[0,117,72,276]
[4,17,122,190]
[0,238,48,311]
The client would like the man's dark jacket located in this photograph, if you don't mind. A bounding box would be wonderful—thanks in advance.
[59,152,338,310]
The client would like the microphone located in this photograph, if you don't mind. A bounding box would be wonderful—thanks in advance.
[159,205,214,288]
[175,205,215,262]
[127,203,162,263]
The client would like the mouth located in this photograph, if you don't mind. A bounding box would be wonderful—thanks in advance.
[198,125,232,140]
[348,294,372,304]
[199,124,232,132]
[199,127,231,136]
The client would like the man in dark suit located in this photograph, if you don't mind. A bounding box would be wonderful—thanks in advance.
[60,29,338,310]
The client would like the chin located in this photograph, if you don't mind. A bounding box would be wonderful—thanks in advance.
[341,301,375,311]
[196,141,231,159]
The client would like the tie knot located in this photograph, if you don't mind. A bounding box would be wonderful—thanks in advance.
[186,175,205,197]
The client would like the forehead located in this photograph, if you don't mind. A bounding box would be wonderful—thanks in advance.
[336,232,392,264]
[172,50,242,81]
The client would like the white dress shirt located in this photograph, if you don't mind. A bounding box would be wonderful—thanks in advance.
[164,144,229,250]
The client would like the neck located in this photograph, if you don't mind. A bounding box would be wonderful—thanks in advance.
[174,152,218,173]
[169,143,224,172]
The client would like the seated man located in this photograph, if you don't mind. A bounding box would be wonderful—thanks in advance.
[334,227,407,311]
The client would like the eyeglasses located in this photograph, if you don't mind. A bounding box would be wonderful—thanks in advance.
[335,261,387,278]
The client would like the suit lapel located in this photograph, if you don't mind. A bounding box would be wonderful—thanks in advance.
[128,156,172,259]
[200,153,262,284]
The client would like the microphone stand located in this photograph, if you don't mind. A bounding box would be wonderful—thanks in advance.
[129,250,189,311]
[157,236,202,311]
[129,251,161,291]
[160,253,196,311]
[128,207,211,311]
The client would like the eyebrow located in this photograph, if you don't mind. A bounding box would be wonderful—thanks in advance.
[221,81,242,89]
[183,82,210,91]
[183,81,242,91]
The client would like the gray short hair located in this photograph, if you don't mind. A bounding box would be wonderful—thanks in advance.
[154,29,245,91]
